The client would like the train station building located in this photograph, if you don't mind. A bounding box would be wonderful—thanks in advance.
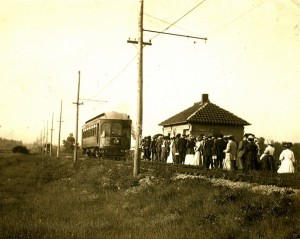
[159,94,250,142]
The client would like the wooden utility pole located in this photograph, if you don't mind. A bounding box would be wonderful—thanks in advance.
[43,126,45,154]
[127,0,151,177]
[127,0,205,177]
[40,130,43,154]
[46,121,48,155]
[57,100,63,158]
[134,0,144,177]
[50,112,54,156]
[128,0,144,177]
[73,71,83,166]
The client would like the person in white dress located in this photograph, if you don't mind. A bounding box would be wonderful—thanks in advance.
[193,136,201,166]
[223,135,237,171]
[184,135,195,165]
[166,138,174,164]
[277,142,296,173]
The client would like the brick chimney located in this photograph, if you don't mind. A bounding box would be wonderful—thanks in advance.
[202,94,209,103]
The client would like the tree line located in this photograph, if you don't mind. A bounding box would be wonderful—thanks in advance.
[0,137,23,152]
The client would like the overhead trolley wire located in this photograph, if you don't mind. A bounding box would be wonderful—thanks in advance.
[145,0,268,41]
[86,53,138,101]
[207,0,268,37]
[144,13,201,37]
[86,0,211,101]
[144,12,207,40]
[148,0,208,41]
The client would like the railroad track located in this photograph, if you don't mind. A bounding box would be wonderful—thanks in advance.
[90,156,300,189]
[139,160,300,189]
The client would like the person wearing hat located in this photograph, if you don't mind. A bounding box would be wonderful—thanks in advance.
[160,136,170,163]
[150,136,157,161]
[193,136,202,166]
[254,137,261,160]
[203,134,214,169]
[166,137,175,164]
[155,135,163,162]
[214,134,227,169]
[178,134,187,164]
[260,139,275,171]
[198,135,205,166]
[184,135,196,165]
[245,134,259,171]
[223,135,237,171]
[237,133,249,171]
[173,134,181,164]
[277,142,296,173]
[142,136,151,161]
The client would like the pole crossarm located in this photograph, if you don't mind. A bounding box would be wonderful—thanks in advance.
[72,102,84,105]
[80,98,107,103]
[127,39,152,46]
[144,29,207,41]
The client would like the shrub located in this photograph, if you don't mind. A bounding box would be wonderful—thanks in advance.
[11,145,30,154]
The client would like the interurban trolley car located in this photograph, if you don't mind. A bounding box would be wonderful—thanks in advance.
[82,112,132,158]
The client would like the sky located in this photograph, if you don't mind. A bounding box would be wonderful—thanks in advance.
[0,0,300,145]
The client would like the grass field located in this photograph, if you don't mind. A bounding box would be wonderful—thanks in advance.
[0,153,300,239]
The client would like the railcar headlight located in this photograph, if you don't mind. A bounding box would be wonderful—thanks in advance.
[113,138,120,145]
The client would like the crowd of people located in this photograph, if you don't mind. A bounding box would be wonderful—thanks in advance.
[141,133,297,174]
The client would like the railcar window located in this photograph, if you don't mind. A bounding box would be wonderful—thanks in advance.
[112,123,122,136]
[101,122,111,136]
[123,129,130,137]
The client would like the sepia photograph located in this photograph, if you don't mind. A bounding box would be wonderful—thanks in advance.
[1,0,300,238]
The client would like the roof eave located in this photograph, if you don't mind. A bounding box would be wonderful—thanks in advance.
[187,120,251,126]
[159,120,188,127]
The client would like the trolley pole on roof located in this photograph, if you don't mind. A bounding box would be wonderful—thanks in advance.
[73,71,83,167]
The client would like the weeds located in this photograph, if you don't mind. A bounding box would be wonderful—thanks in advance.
[0,153,299,239]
